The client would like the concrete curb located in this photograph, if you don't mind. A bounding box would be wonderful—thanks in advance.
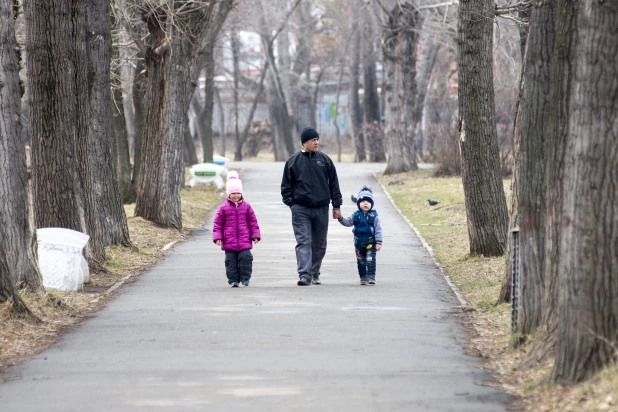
[373,172,470,307]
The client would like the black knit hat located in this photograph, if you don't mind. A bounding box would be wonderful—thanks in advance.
[300,127,319,144]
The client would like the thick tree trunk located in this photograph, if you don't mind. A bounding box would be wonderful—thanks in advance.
[515,0,554,336]
[361,3,385,162]
[184,115,198,166]
[26,0,88,235]
[135,13,202,228]
[83,0,131,259]
[551,0,618,384]
[0,0,42,291]
[457,0,509,257]
[349,0,366,162]
[382,3,419,175]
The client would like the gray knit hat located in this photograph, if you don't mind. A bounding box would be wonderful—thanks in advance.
[356,186,374,210]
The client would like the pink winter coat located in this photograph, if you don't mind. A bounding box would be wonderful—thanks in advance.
[212,198,261,251]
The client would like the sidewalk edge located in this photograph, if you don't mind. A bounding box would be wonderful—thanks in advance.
[373,172,469,307]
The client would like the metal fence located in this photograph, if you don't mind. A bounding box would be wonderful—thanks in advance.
[511,228,520,333]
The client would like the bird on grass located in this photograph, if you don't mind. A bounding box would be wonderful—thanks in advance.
[427,199,440,206]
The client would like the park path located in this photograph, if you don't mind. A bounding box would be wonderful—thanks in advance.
[0,161,511,411]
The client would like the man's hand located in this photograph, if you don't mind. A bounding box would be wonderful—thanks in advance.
[332,209,342,220]
[215,240,222,246]
[376,244,382,251]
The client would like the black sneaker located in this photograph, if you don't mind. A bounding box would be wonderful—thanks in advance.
[311,277,321,285]
[242,281,250,286]
[231,282,239,288]
[297,277,311,286]
[368,278,376,285]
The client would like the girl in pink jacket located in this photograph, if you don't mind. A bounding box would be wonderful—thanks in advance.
[213,171,261,287]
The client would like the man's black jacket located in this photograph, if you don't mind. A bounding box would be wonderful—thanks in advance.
[281,150,342,209]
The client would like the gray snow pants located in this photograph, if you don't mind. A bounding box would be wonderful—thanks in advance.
[291,205,329,281]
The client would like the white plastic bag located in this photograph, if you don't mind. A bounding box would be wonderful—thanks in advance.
[37,228,90,292]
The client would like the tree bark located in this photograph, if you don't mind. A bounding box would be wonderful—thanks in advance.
[457,0,509,257]
[201,47,216,163]
[232,31,242,161]
[413,35,441,159]
[349,0,366,162]
[214,85,225,157]
[361,3,385,162]
[132,58,145,195]
[515,0,554,336]
[382,3,420,175]
[0,0,42,291]
[551,0,618,384]
[83,0,131,259]
[135,3,220,228]
[26,0,88,235]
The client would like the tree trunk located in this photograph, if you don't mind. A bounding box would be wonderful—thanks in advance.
[515,0,554,336]
[135,10,206,229]
[361,3,385,162]
[132,58,145,197]
[414,35,441,159]
[457,0,509,257]
[551,0,618,384]
[333,60,345,163]
[0,0,42,291]
[382,3,419,175]
[202,47,215,164]
[214,85,225,157]
[184,115,198,166]
[349,0,366,162]
[83,0,131,259]
[111,6,135,204]
[232,31,242,161]
[26,0,88,235]
[112,77,135,204]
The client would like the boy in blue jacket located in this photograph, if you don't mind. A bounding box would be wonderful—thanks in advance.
[338,186,383,285]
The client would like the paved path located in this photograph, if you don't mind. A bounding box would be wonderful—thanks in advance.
[0,161,511,411]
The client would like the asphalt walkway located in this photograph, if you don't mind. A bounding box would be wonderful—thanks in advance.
[0,161,511,411]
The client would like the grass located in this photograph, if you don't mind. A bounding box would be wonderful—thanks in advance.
[377,168,618,412]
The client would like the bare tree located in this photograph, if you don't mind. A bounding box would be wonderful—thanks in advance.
[379,1,421,175]
[361,2,385,162]
[134,1,233,228]
[457,0,509,256]
[0,0,42,293]
[349,0,366,162]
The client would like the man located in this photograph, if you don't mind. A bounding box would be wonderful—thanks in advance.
[281,126,342,286]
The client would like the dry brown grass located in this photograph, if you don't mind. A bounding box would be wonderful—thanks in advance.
[377,169,618,411]
[0,170,223,374]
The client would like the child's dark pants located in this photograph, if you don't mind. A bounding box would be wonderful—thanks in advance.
[355,241,377,279]
[225,249,253,284]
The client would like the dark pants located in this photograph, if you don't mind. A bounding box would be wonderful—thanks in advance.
[225,249,253,284]
[355,241,377,279]
[291,205,329,281]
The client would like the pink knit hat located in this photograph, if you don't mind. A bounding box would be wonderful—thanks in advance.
[226,171,243,196]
